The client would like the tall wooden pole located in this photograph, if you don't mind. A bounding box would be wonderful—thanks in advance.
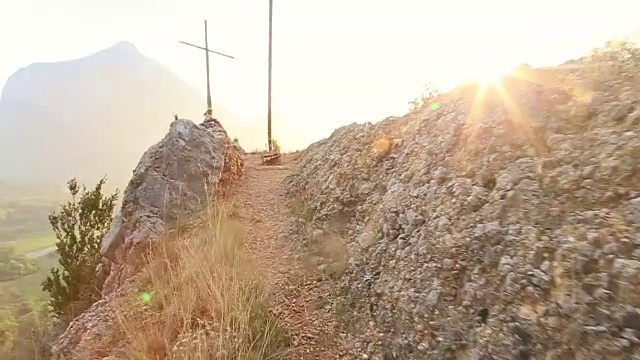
[267,0,273,152]
[204,20,212,113]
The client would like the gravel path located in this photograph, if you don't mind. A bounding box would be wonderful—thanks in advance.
[235,155,341,359]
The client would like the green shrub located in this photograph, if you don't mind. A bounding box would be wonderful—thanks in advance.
[41,177,118,323]
[408,83,440,113]
[271,139,281,152]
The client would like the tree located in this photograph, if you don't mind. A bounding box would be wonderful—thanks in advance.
[8,300,54,360]
[0,308,17,355]
[41,177,118,322]
[0,298,54,360]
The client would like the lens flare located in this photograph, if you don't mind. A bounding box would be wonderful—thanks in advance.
[139,292,152,304]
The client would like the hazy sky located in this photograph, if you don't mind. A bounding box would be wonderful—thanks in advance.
[1,0,639,149]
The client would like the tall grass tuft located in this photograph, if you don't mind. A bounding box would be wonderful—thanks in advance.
[111,204,290,360]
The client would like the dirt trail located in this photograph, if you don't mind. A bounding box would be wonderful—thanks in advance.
[234,155,341,359]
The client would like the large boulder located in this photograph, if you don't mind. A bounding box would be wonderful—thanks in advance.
[52,118,244,358]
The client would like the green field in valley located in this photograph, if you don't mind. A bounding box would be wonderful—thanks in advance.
[10,233,57,255]
[0,253,58,300]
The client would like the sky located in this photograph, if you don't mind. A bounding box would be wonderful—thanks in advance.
[1,0,639,150]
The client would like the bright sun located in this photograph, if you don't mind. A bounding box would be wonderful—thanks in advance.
[465,61,512,85]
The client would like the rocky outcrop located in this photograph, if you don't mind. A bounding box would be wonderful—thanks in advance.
[285,56,640,358]
[52,118,244,358]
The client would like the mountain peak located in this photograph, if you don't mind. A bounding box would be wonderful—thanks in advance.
[0,41,144,104]
[93,41,141,59]
[108,41,140,54]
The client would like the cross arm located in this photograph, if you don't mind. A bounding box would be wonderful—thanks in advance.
[179,41,235,59]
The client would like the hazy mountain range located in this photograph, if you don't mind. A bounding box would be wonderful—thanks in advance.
[0,41,259,191]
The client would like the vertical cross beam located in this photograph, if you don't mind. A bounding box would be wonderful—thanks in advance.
[267,0,274,152]
[179,20,235,116]
[204,20,212,112]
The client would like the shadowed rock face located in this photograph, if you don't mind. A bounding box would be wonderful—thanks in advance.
[52,118,245,359]
[99,118,234,292]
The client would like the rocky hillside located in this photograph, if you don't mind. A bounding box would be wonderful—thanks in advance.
[285,43,640,359]
[51,117,245,359]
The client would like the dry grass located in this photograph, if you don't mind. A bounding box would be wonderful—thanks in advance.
[287,197,314,221]
[111,204,290,360]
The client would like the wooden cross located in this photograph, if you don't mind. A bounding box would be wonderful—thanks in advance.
[180,20,235,115]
